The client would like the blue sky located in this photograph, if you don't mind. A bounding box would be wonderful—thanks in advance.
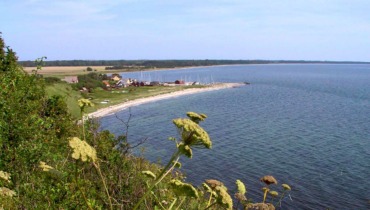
[1,0,370,61]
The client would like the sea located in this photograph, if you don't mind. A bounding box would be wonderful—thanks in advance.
[99,64,370,209]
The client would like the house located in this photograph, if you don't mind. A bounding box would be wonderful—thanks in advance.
[116,79,129,88]
[175,80,185,85]
[150,81,161,86]
[63,76,79,83]
[102,80,111,88]
[111,74,122,82]
[127,78,134,85]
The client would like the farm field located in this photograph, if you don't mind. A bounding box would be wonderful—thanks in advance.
[23,66,108,76]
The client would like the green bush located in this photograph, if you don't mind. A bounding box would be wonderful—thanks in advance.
[44,76,61,84]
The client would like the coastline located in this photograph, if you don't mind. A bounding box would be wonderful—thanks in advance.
[88,83,245,118]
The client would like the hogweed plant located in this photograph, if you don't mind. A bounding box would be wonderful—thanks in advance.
[239,175,292,210]
[78,98,94,141]
[133,112,212,210]
[38,101,293,210]
[260,175,278,203]
[234,179,247,209]
[202,179,233,210]
[276,183,292,207]
[67,99,113,210]
[0,171,16,198]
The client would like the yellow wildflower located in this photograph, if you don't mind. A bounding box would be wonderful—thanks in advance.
[69,137,97,162]
[39,161,54,172]
[186,112,207,123]
[236,179,246,195]
[0,171,11,183]
[269,190,279,197]
[215,185,233,210]
[246,203,275,210]
[282,183,291,191]
[173,118,211,149]
[78,98,94,108]
[260,175,277,185]
[205,179,224,189]
[0,187,16,197]
[200,113,207,119]
[142,171,156,179]
[178,144,193,158]
[78,98,94,113]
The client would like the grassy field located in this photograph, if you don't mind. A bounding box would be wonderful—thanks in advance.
[46,82,206,118]
[23,66,162,77]
[24,66,108,77]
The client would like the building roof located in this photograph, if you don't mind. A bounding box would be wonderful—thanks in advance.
[63,76,78,83]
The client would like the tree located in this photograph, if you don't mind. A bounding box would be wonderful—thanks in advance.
[0,34,74,186]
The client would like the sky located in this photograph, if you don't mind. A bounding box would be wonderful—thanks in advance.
[1,0,370,61]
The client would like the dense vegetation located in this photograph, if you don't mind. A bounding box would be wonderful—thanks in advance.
[73,72,108,90]
[1,35,292,209]
[19,59,370,69]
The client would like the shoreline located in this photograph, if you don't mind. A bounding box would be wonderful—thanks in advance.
[88,83,245,118]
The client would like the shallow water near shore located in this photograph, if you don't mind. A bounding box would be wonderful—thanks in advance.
[100,64,370,209]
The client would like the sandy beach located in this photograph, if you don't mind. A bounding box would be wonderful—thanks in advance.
[88,83,245,118]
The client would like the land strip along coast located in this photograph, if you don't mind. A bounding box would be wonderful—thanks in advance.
[88,83,244,118]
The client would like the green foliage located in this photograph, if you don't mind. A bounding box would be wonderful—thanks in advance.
[0,35,75,208]
[73,72,106,90]
[44,76,61,84]
[170,179,199,198]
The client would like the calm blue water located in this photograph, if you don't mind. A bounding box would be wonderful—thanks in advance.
[100,64,370,209]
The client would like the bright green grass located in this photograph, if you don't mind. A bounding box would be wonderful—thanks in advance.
[45,83,82,118]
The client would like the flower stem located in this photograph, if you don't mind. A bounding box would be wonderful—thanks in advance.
[133,150,181,210]
[93,162,113,210]
[75,160,93,210]
[204,201,217,210]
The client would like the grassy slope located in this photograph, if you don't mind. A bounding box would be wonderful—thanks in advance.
[45,83,82,118]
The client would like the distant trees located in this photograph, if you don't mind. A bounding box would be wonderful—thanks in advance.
[15,59,281,68]
[44,76,61,84]
[18,59,370,69]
